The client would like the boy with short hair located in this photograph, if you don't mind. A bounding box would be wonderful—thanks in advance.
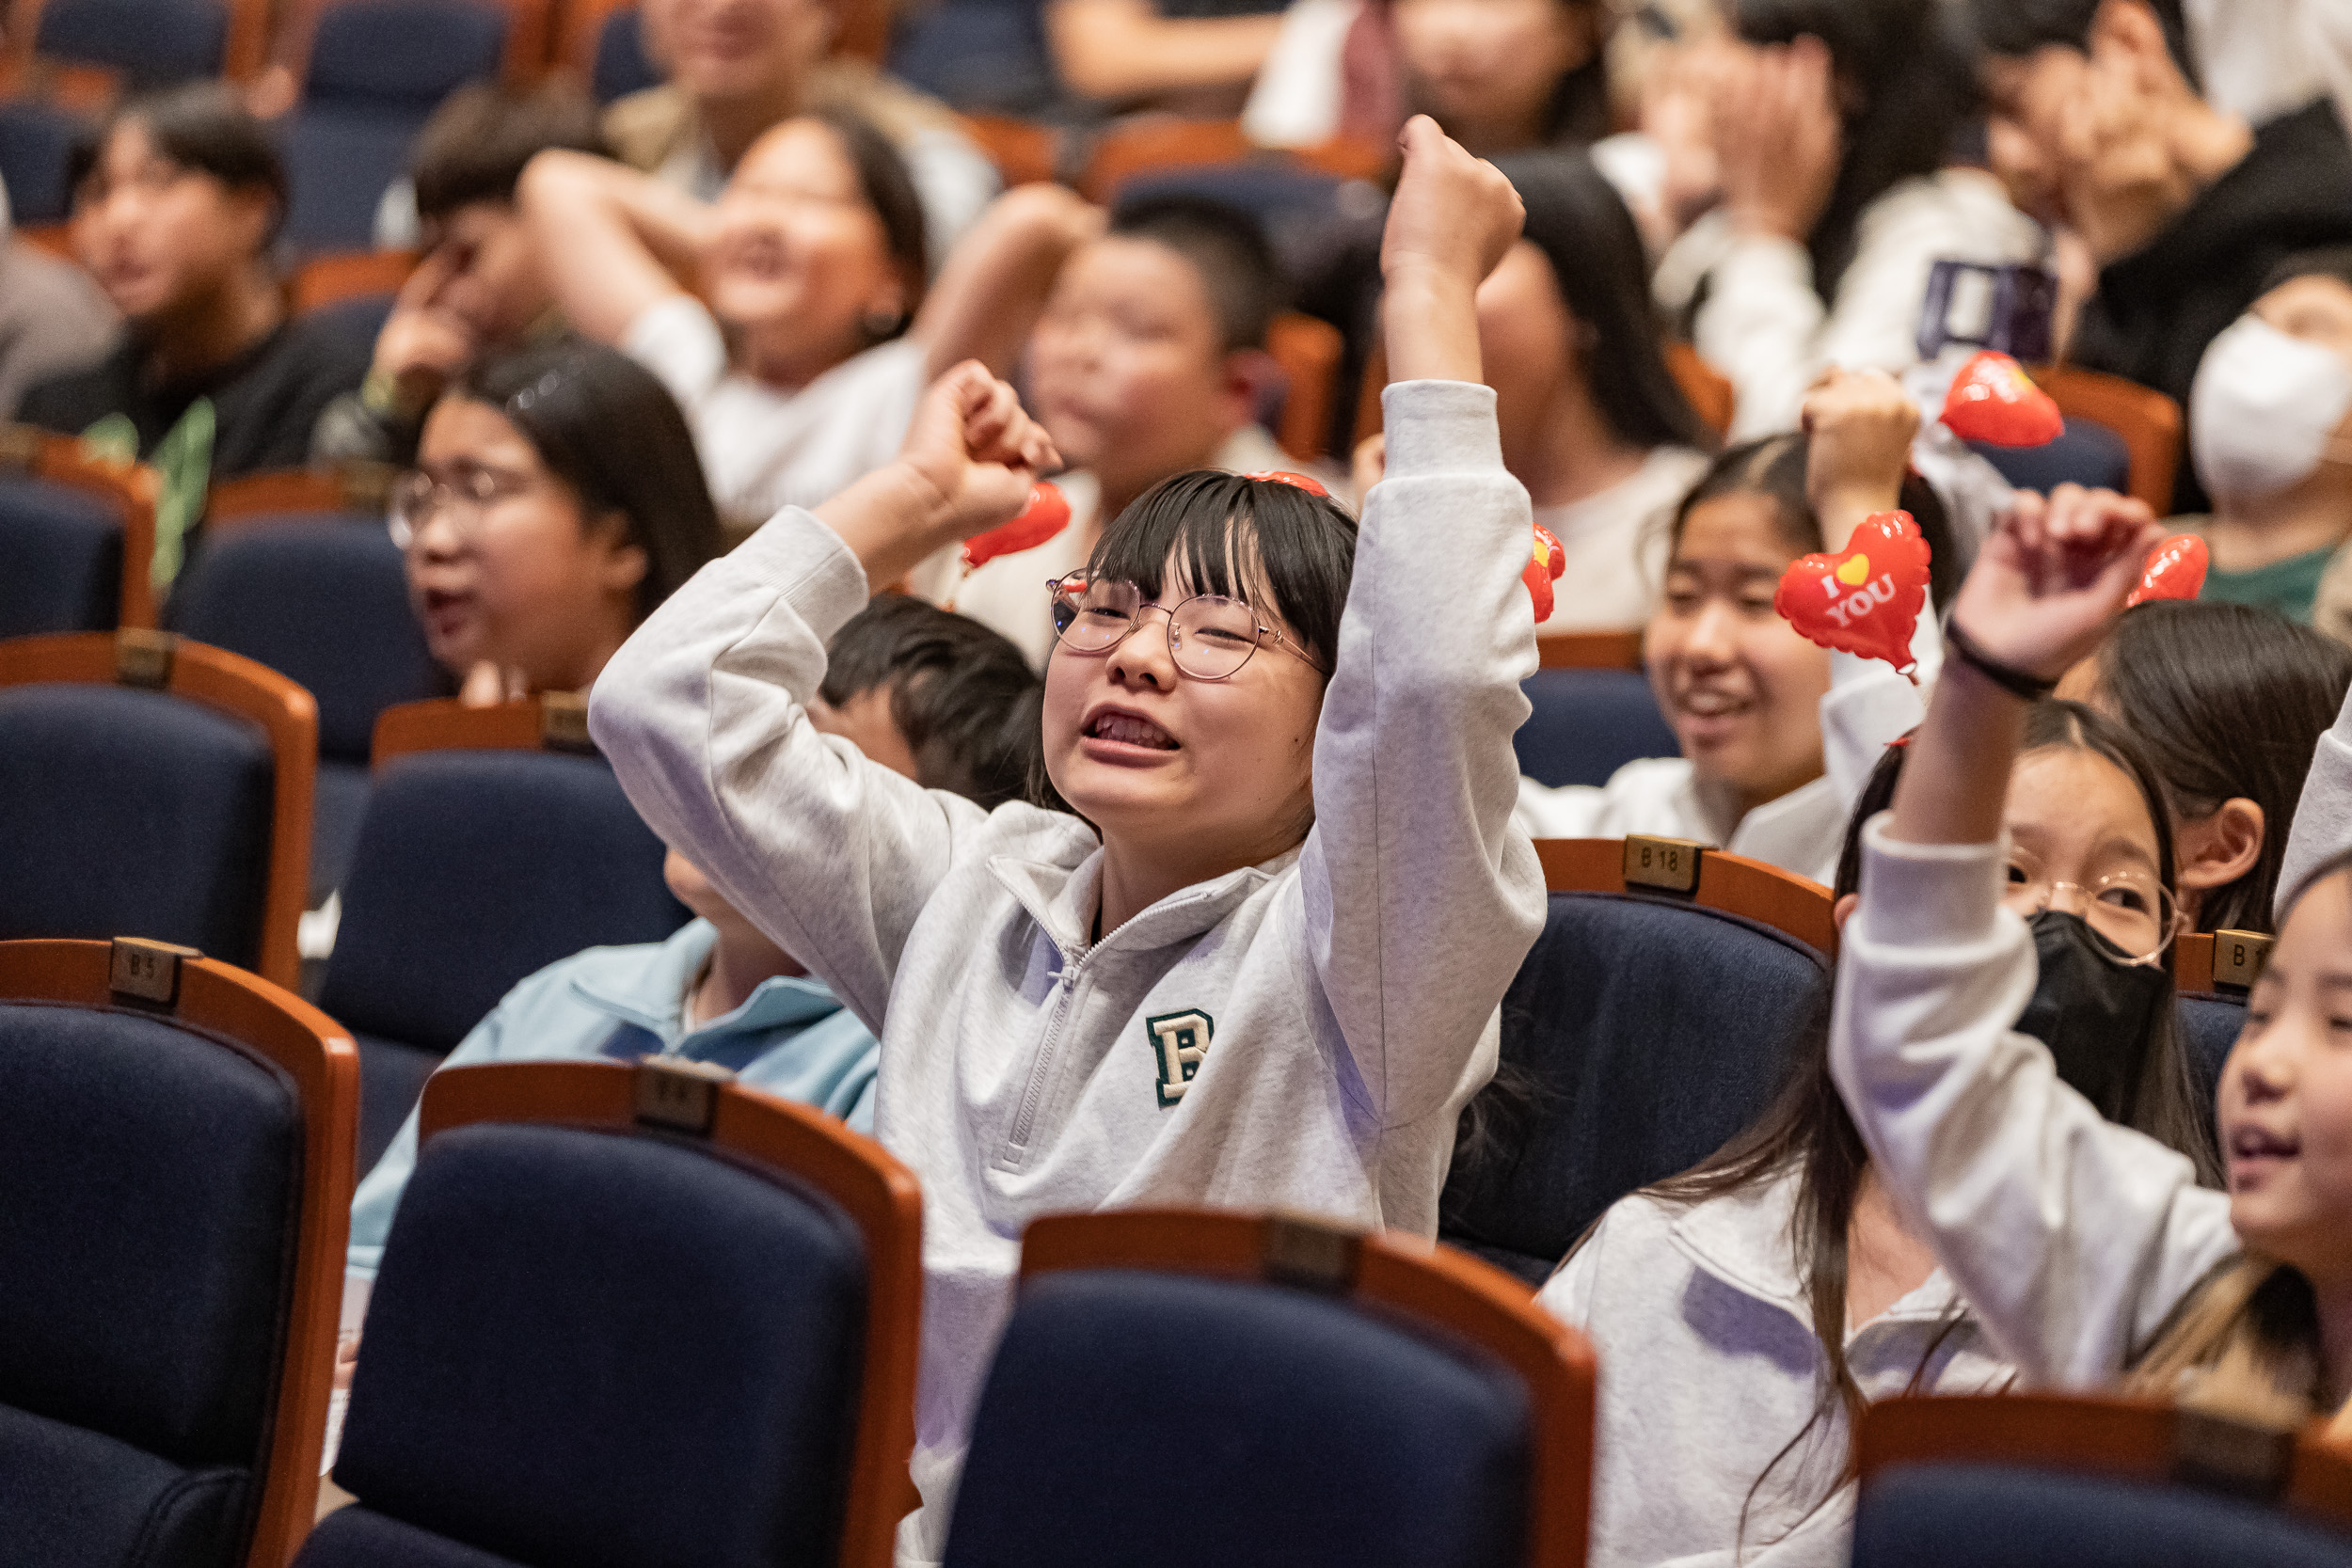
[311,83,607,467]
[949,192,1321,667]
[342,594,1040,1283]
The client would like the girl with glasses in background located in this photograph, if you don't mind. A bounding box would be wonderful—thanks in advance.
[391,339,723,704]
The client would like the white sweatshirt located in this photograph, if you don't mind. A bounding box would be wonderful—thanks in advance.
[1513,627,1942,887]
[1540,1168,2010,1568]
[1654,170,2044,442]
[587,379,1547,1562]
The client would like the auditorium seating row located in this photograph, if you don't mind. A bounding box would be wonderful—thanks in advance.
[3,934,2345,1568]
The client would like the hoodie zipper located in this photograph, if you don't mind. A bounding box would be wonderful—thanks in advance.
[1005,948,1085,1156]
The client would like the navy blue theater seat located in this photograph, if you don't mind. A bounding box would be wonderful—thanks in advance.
[1439,890,1830,1282]
[946,1268,1532,1568]
[0,475,124,637]
[321,748,688,1168]
[1516,669,1677,790]
[0,682,274,967]
[300,1119,871,1568]
[1855,1463,2352,1568]
[35,0,230,84]
[0,999,302,1566]
[0,98,89,224]
[280,0,509,249]
[1970,417,2133,499]
[887,0,1060,114]
[591,8,660,103]
[168,518,441,901]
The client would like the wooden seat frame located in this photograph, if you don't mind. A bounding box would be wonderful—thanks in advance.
[1534,836,1837,956]
[1011,1208,1597,1568]
[370,693,594,766]
[0,936,358,1568]
[207,465,395,528]
[1266,310,1342,464]
[0,631,316,989]
[2,424,163,629]
[1535,631,1645,671]
[416,1058,924,1568]
[1858,1392,2352,1538]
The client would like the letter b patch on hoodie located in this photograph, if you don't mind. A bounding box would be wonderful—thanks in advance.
[1145,1010,1214,1106]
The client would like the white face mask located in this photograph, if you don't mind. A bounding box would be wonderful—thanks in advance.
[2190,315,2352,505]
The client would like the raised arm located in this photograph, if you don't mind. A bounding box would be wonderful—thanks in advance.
[1831,485,2239,1384]
[517,149,714,345]
[1304,118,1548,1127]
[914,182,1103,382]
[1044,0,1282,101]
[587,365,1060,1026]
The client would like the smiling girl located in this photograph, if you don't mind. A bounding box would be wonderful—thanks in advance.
[590,118,1543,1560]
[1514,368,1952,884]
[520,112,1094,547]
[1834,483,2352,1436]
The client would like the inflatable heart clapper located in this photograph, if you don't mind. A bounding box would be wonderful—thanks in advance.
[1774,510,1933,674]
[1524,522,1566,624]
[961,483,1073,571]
[2126,533,2210,608]
[1939,350,2064,447]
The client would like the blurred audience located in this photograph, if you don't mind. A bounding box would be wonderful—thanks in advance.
[607,0,998,262]
[312,84,609,467]
[0,174,116,420]
[1049,0,1285,116]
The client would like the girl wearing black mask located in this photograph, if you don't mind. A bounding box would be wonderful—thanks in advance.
[1539,610,2213,1568]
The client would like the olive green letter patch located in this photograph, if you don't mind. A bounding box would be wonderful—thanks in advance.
[1144,1009,1214,1107]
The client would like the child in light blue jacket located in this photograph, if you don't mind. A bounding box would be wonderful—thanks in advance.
[591,118,1548,1562]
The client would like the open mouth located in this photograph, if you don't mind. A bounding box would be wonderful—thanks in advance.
[2230,1126,2299,1163]
[1675,688,1752,722]
[419,587,475,639]
[1083,709,1178,751]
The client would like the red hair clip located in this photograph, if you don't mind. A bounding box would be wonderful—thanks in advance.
[1246,470,1329,498]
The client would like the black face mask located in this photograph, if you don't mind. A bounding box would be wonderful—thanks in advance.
[2015,911,2169,1123]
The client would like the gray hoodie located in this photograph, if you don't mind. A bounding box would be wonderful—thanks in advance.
[588,378,1548,1560]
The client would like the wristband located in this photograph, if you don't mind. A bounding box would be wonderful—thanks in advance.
[1943,617,2059,702]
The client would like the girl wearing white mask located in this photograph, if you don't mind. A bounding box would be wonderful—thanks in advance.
[2184,250,2352,631]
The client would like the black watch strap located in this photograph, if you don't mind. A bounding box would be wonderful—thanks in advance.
[1944,617,2059,701]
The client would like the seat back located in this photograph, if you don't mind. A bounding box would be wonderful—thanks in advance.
[1516,668,1676,789]
[299,1057,921,1568]
[28,0,247,84]
[1853,1393,2352,1568]
[1265,310,1342,462]
[2034,365,2183,514]
[0,631,316,988]
[0,427,161,631]
[322,696,689,1164]
[946,1210,1596,1568]
[1968,416,2132,499]
[2169,928,2270,1134]
[1440,839,1835,1281]
[1664,342,1733,440]
[167,517,439,765]
[0,936,357,1568]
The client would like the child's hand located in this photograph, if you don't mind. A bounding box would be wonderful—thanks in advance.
[1380,117,1523,385]
[1951,484,2162,682]
[1714,35,1842,244]
[1803,369,1918,550]
[896,361,1061,541]
[1381,116,1523,294]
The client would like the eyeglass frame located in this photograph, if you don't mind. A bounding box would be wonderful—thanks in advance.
[1999,860,2183,965]
[1046,573,1328,680]
[386,462,543,552]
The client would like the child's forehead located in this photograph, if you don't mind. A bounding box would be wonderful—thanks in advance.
[1067,234,1216,309]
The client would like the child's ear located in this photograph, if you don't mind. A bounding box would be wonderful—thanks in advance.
[1221,348,1279,428]
[2176,797,2265,897]
[1833,892,1859,936]
[593,511,650,594]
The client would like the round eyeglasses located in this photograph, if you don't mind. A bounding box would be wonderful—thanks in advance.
[2002,848,2180,964]
[1048,575,1326,681]
[386,464,537,551]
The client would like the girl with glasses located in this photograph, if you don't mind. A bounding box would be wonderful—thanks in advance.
[1832,481,2352,1464]
[394,339,722,703]
[589,119,1547,1563]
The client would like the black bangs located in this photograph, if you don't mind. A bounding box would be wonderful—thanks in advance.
[1085,470,1359,672]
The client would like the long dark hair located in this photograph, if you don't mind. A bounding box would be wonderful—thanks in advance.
[1632,699,2214,1553]
[1665,433,1962,608]
[1494,150,1713,454]
[2089,601,2352,935]
[452,340,723,624]
[1726,0,1979,300]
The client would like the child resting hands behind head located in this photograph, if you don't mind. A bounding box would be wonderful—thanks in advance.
[1833,483,2352,1438]
[589,116,1545,1561]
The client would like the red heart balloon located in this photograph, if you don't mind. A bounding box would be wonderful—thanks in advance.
[1523,521,1566,624]
[1774,511,1933,673]
[961,483,1073,570]
[1939,350,2064,447]
[2125,532,2210,608]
